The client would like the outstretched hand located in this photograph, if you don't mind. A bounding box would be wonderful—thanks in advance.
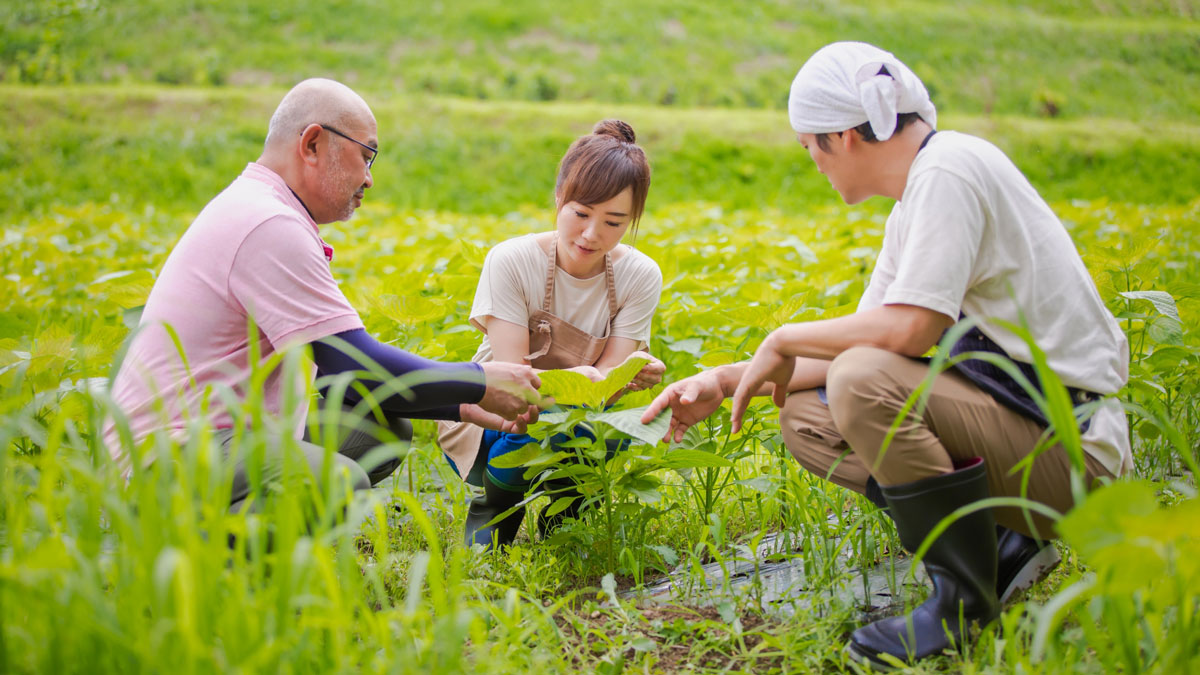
[730,332,795,432]
[640,369,726,443]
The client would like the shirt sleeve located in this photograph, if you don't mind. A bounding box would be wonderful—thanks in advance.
[310,329,485,417]
[469,240,536,333]
[228,215,363,349]
[610,254,663,344]
[880,169,986,320]
[857,212,900,312]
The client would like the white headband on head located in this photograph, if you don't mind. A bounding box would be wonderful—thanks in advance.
[788,41,936,141]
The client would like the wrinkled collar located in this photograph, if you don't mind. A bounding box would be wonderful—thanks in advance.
[241,163,317,229]
[242,163,332,262]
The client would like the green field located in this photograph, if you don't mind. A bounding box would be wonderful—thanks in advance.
[3,1,1200,673]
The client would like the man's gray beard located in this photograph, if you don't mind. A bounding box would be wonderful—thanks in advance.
[323,151,358,222]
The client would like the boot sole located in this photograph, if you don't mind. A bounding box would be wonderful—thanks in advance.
[999,544,1061,604]
[844,641,901,671]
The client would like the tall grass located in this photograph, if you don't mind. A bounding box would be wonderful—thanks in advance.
[4,192,1197,671]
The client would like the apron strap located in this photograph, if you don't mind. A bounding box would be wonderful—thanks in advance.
[525,234,559,362]
[542,234,558,312]
[603,251,619,321]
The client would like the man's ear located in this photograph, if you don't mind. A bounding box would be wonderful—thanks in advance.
[298,123,323,166]
[841,127,857,152]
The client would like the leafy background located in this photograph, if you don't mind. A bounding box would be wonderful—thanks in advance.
[2,1,1199,673]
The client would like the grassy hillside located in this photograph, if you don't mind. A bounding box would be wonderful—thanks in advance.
[4,0,1199,119]
[5,85,1200,222]
[3,3,1200,673]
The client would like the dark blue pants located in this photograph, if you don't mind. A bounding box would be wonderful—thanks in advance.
[445,424,627,491]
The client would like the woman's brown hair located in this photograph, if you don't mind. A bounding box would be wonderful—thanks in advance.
[555,119,651,236]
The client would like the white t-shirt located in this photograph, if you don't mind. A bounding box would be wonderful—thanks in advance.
[859,131,1132,476]
[468,234,663,364]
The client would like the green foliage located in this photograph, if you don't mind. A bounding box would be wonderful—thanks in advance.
[538,357,651,408]
[3,0,1199,120]
[5,88,1200,222]
[2,2,1200,671]
[1040,480,1200,671]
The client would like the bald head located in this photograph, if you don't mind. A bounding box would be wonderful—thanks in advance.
[258,78,378,224]
[264,78,375,150]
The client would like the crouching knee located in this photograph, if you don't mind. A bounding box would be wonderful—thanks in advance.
[389,416,414,444]
[825,346,902,418]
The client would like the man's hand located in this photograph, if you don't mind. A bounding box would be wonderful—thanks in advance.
[640,369,727,443]
[730,331,795,433]
[625,351,666,391]
[459,402,540,433]
[478,361,545,419]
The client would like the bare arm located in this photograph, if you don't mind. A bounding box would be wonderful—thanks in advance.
[644,304,950,437]
[710,356,831,398]
[485,319,663,389]
[486,317,535,365]
[765,304,952,360]
[729,304,952,430]
[485,317,607,378]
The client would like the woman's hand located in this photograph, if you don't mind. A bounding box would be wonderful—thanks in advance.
[624,351,665,391]
[566,365,605,382]
[459,402,539,433]
[730,331,795,433]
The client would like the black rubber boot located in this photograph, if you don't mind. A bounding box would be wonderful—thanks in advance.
[464,475,526,549]
[848,459,1000,668]
[864,476,1059,604]
[535,437,625,539]
[995,526,1059,604]
[535,479,584,539]
[865,475,887,511]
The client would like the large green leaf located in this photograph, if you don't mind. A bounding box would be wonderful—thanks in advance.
[542,496,579,518]
[537,357,649,407]
[660,448,734,469]
[1147,315,1184,345]
[1056,481,1200,594]
[536,370,595,406]
[486,442,543,469]
[1119,290,1180,321]
[587,405,672,446]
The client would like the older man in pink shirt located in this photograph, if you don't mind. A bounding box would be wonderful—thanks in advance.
[106,79,542,509]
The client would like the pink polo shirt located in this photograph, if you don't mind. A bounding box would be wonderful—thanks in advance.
[105,163,364,472]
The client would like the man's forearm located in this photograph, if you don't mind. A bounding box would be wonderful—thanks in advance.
[311,329,486,413]
[713,362,750,398]
[770,305,951,361]
[714,356,829,398]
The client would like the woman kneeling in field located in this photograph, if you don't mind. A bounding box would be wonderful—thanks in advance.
[438,120,665,548]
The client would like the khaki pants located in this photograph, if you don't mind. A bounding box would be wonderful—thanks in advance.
[779,346,1113,538]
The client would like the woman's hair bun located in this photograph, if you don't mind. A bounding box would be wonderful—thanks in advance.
[593,119,636,144]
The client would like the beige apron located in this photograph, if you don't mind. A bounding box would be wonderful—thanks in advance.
[437,235,621,479]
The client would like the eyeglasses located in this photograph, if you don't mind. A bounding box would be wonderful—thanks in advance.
[319,124,378,169]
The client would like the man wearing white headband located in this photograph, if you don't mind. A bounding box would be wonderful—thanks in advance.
[645,41,1129,667]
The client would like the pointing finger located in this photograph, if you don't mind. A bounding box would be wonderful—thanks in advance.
[641,389,673,423]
